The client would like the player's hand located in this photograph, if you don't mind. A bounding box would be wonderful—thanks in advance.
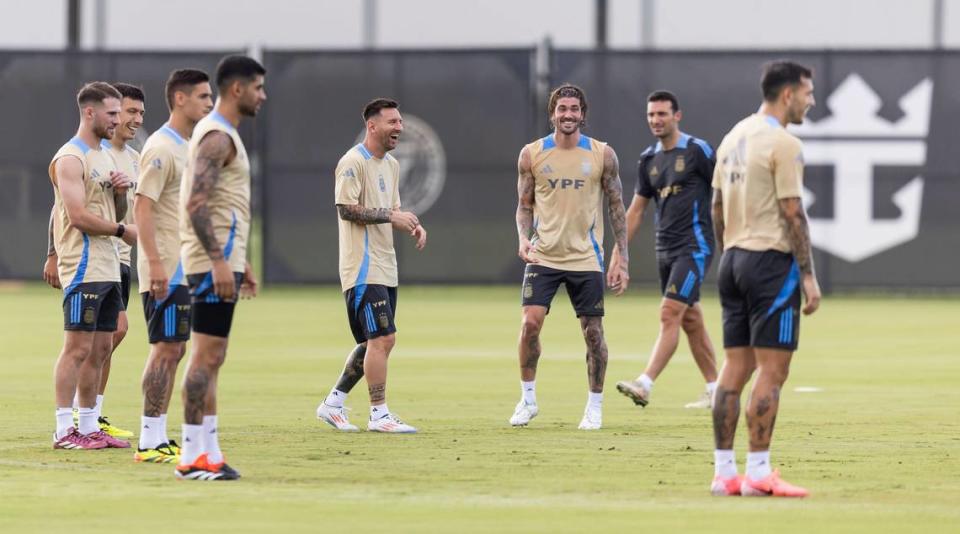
[211,258,236,301]
[109,171,132,193]
[147,259,169,300]
[240,261,258,299]
[42,254,61,289]
[607,253,629,296]
[390,210,419,233]
[412,224,427,250]
[801,273,821,315]
[518,236,538,263]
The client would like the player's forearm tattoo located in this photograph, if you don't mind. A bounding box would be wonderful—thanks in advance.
[711,189,725,252]
[182,368,209,424]
[712,387,740,449]
[746,386,780,450]
[334,343,367,393]
[580,316,608,393]
[114,189,128,222]
[187,132,232,262]
[601,147,629,266]
[142,362,170,417]
[368,383,386,403]
[46,206,56,256]
[337,204,392,225]
[780,198,815,275]
[516,149,536,239]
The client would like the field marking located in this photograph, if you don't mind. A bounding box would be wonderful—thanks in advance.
[794,387,824,393]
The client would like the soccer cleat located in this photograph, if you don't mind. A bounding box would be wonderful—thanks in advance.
[616,379,650,407]
[711,474,744,496]
[134,442,179,463]
[87,430,131,448]
[207,456,241,479]
[741,470,809,498]
[316,403,359,432]
[98,416,134,438]
[53,427,108,450]
[509,401,539,426]
[577,406,602,430]
[167,439,181,455]
[367,413,417,433]
[684,391,713,409]
[175,454,239,481]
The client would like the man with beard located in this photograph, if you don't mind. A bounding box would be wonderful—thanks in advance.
[613,90,720,410]
[509,83,630,430]
[175,56,264,480]
[316,98,427,434]
[48,81,136,450]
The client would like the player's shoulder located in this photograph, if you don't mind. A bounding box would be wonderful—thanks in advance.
[336,145,368,174]
[682,133,715,160]
[54,137,90,159]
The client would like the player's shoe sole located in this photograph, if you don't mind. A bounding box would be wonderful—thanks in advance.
[616,380,650,407]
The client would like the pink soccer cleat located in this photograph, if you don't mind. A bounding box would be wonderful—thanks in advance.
[53,428,108,450]
[741,470,809,498]
[86,430,131,448]
[710,474,744,496]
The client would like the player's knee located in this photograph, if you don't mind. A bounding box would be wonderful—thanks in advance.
[370,333,396,353]
[758,362,790,385]
[581,322,604,346]
[62,345,91,365]
[521,317,543,339]
[156,343,185,366]
[681,309,702,333]
[659,303,684,328]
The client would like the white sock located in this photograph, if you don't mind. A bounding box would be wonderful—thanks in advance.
[706,381,717,397]
[638,374,654,391]
[72,391,79,411]
[714,449,738,478]
[56,407,74,438]
[203,415,222,464]
[370,403,389,420]
[325,389,347,408]
[180,424,204,466]
[521,380,536,405]
[77,407,98,435]
[160,413,169,443]
[139,416,163,449]
[746,450,772,481]
[587,391,603,410]
[94,395,104,419]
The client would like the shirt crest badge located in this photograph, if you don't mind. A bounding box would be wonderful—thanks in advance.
[674,157,685,173]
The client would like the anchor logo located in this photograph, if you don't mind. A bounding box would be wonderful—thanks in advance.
[791,74,931,263]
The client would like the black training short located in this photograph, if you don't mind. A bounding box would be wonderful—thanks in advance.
[141,286,192,344]
[343,284,398,345]
[658,252,712,305]
[717,247,801,351]
[120,263,132,310]
[63,281,123,332]
[521,264,604,317]
[187,271,243,338]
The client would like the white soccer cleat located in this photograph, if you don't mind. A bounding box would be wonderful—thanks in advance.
[684,391,713,409]
[509,401,539,427]
[367,413,417,433]
[316,403,359,432]
[578,406,602,430]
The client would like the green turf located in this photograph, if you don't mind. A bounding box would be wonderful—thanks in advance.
[0,284,957,533]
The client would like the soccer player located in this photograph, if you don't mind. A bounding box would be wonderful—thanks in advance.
[612,91,719,409]
[174,56,264,481]
[133,69,213,463]
[709,61,821,497]
[510,83,630,430]
[48,82,136,450]
[316,98,427,434]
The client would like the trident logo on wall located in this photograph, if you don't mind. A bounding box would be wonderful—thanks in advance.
[791,74,931,263]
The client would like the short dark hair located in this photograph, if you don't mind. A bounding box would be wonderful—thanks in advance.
[76,81,121,108]
[112,82,145,103]
[647,90,680,112]
[363,98,399,121]
[547,83,588,121]
[761,60,813,102]
[165,69,209,111]
[215,55,266,91]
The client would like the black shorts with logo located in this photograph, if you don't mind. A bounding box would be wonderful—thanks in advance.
[63,281,123,332]
[141,286,192,344]
[521,264,604,317]
[658,252,712,305]
[717,248,801,351]
[187,271,244,338]
[120,263,132,310]
[343,284,398,344]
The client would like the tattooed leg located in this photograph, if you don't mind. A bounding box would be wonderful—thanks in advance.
[141,341,186,417]
[518,306,546,381]
[334,343,367,393]
[363,334,395,405]
[580,316,608,393]
[712,347,756,449]
[746,347,792,451]
[181,333,227,424]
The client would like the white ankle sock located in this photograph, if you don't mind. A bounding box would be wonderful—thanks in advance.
[521,381,536,405]
[714,449,738,478]
[203,415,222,464]
[370,404,389,420]
[94,395,104,419]
[325,389,346,408]
[139,416,163,449]
[638,374,654,391]
[180,424,204,466]
[746,450,772,481]
[56,407,74,438]
[72,392,79,411]
[587,391,603,410]
[159,413,169,443]
[706,381,717,397]
[77,407,98,435]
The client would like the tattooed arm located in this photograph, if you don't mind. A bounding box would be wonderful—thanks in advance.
[516,146,538,263]
[712,189,725,253]
[779,197,821,315]
[601,145,629,295]
[337,205,392,224]
[186,130,236,299]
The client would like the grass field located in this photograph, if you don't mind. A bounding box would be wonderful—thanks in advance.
[1,284,958,533]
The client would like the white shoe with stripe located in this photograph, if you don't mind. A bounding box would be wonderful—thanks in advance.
[367,413,417,433]
[317,403,359,432]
